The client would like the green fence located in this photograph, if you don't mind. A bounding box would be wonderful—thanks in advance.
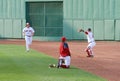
[0,0,120,41]
[26,2,63,37]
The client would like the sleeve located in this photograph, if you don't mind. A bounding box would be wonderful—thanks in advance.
[33,28,35,33]
[22,28,25,36]
[22,28,25,33]
[31,27,35,33]
[63,43,71,56]
[85,31,88,34]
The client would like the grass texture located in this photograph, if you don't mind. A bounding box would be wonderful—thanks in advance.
[0,45,107,81]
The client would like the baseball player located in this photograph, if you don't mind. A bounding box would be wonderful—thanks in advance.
[57,36,71,68]
[78,28,96,57]
[22,23,35,52]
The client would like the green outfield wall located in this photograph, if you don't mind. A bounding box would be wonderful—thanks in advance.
[0,0,120,41]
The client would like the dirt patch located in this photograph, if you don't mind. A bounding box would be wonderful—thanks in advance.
[0,39,120,81]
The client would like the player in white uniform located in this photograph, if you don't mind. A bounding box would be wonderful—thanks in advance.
[22,23,35,52]
[78,28,96,57]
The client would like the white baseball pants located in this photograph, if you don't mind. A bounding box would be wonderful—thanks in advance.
[25,36,32,51]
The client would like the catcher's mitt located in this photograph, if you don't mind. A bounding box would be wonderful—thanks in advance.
[78,29,84,32]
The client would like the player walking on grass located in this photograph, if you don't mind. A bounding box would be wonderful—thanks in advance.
[23,23,35,52]
[78,28,96,57]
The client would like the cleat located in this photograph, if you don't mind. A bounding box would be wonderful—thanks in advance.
[87,55,94,58]
[26,50,29,52]
[90,55,94,58]
[86,55,91,57]
[57,65,61,68]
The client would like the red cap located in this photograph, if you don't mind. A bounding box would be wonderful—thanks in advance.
[61,36,66,42]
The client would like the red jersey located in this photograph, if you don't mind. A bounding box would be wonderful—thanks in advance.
[59,42,71,57]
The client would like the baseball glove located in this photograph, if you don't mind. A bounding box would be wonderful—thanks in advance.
[78,29,84,32]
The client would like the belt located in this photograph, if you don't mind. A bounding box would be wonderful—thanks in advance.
[26,35,31,37]
[89,41,95,43]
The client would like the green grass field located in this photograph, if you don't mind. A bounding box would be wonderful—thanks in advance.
[0,44,107,81]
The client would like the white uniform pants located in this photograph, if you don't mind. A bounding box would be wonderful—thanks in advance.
[25,36,32,51]
[59,56,71,66]
[87,42,96,55]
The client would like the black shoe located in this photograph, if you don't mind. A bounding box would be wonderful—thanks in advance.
[57,65,61,68]
[90,55,94,58]
[86,55,91,57]
[87,55,94,58]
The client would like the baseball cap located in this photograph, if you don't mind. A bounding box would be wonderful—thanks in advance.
[61,36,66,42]
[26,22,30,25]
